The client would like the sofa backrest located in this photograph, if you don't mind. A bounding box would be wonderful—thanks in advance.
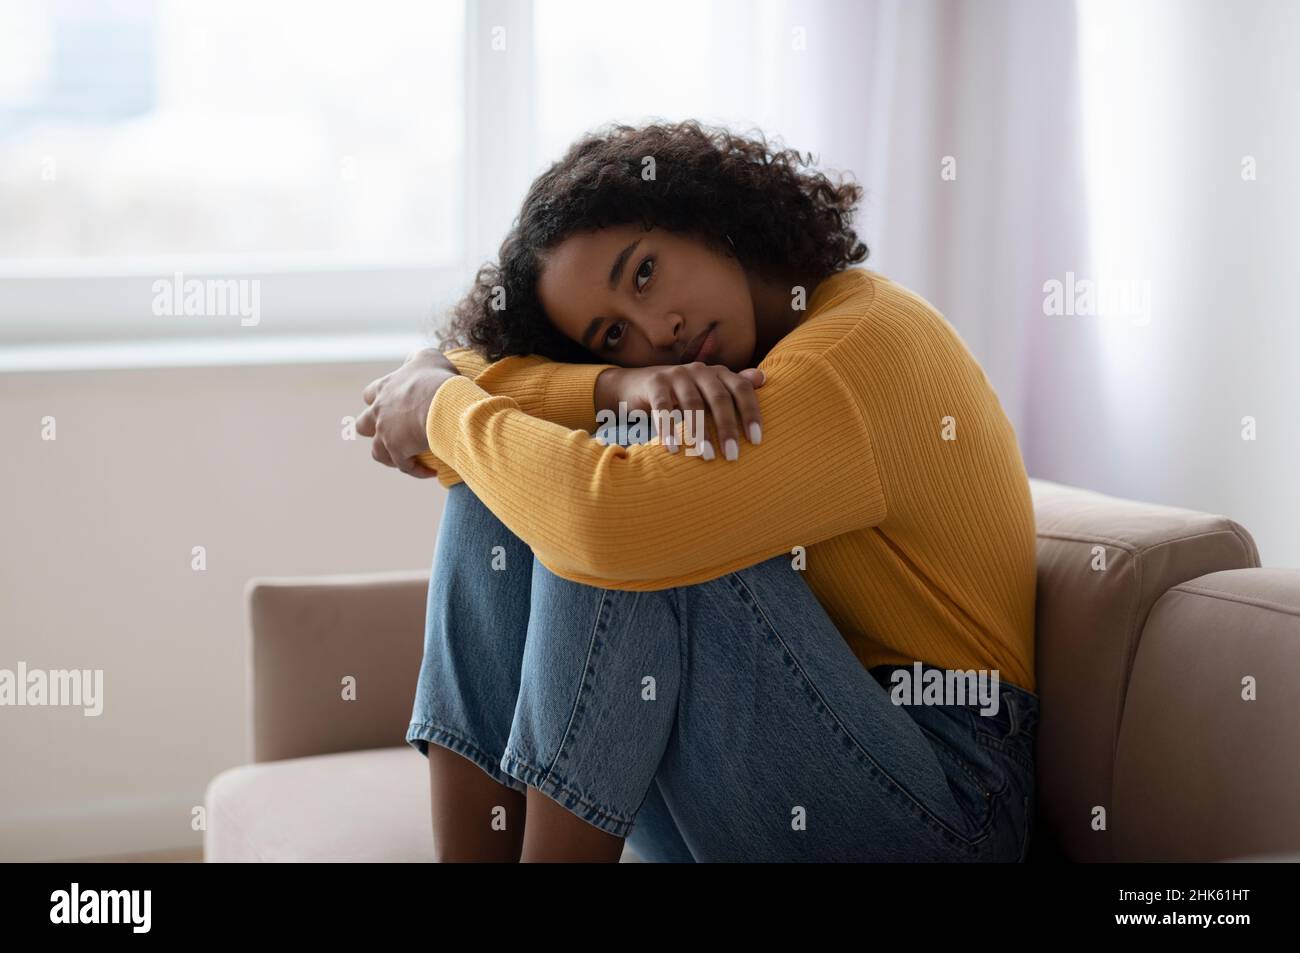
[1028,478,1260,861]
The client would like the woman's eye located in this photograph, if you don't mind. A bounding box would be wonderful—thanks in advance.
[634,257,654,291]
[603,320,626,348]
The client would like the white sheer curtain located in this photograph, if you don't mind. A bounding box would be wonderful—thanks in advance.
[1071,0,1300,567]
[783,0,1297,566]
[781,1,1093,472]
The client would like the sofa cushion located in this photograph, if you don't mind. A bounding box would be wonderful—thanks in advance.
[1113,568,1300,860]
[205,747,434,862]
[205,745,645,862]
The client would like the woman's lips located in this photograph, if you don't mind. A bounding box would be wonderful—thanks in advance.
[682,322,719,363]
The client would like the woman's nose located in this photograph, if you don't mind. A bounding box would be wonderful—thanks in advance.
[638,311,683,351]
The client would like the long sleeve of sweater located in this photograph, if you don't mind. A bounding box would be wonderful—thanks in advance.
[422,350,887,590]
[415,348,615,486]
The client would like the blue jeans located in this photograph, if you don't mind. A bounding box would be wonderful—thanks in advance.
[406,481,1039,862]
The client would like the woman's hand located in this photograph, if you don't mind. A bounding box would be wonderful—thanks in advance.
[357,348,459,478]
[595,362,766,460]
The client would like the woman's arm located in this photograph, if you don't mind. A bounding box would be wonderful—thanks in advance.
[423,351,886,589]
[422,348,617,486]
[440,348,615,431]
[419,349,767,485]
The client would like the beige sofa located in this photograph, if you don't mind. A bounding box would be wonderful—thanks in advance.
[204,478,1300,862]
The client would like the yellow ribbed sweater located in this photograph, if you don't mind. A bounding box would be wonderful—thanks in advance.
[416,268,1038,692]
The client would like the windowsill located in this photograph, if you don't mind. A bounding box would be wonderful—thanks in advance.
[0,334,428,373]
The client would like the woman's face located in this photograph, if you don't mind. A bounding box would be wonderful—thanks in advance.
[536,223,757,370]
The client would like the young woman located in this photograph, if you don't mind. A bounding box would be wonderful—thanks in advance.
[356,120,1039,863]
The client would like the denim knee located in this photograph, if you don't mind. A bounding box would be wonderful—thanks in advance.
[497,564,684,838]
[404,481,535,790]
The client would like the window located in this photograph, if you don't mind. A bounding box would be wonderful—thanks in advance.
[0,0,817,353]
[0,0,466,346]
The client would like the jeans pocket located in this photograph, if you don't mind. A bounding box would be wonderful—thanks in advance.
[970,689,1037,775]
[914,717,1009,843]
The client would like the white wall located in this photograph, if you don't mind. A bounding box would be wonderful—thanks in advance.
[0,359,446,860]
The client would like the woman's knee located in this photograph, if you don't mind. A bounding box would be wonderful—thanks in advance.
[427,483,536,635]
[436,482,532,567]
[506,575,682,811]
[521,567,682,690]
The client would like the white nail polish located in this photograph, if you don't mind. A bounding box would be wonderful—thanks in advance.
[748,422,762,444]
[724,438,738,461]
[700,440,715,460]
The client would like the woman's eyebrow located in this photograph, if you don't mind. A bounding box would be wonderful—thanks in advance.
[581,316,605,349]
[607,238,641,290]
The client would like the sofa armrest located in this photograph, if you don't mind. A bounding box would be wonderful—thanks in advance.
[246,570,430,762]
[1112,567,1300,860]
[1028,478,1261,861]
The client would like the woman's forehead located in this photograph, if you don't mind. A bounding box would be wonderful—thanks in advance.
[540,227,645,300]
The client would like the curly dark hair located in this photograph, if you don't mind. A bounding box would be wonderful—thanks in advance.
[434,119,868,363]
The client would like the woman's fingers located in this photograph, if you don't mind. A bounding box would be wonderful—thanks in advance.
[634,363,765,460]
[696,364,766,460]
[361,373,389,406]
[398,455,439,479]
[721,368,764,446]
[645,379,679,452]
[694,369,742,460]
[669,371,711,458]
[371,434,394,468]
[355,402,377,438]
